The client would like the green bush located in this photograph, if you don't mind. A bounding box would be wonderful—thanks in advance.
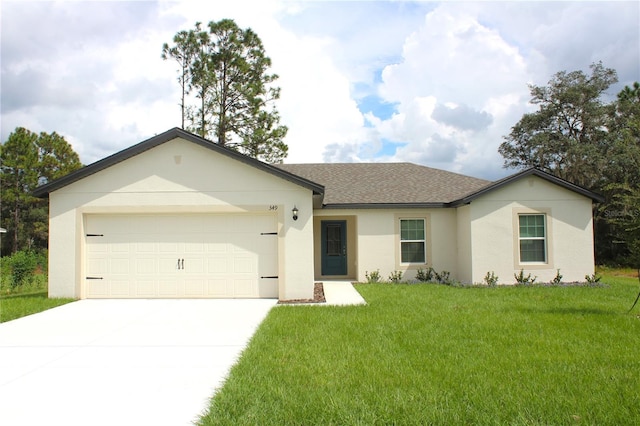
[414,267,453,285]
[483,271,499,287]
[388,270,404,283]
[416,267,434,282]
[1,250,47,291]
[550,269,563,285]
[585,273,602,284]
[434,270,451,285]
[365,269,381,283]
[514,269,537,285]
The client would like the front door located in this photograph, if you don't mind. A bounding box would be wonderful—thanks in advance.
[321,220,347,276]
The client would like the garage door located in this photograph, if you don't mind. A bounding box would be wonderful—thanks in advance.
[85,214,279,298]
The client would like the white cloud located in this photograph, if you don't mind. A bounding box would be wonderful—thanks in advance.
[362,4,531,177]
[1,1,637,180]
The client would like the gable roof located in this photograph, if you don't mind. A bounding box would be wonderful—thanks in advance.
[33,128,324,198]
[33,128,603,207]
[451,167,605,206]
[276,163,491,207]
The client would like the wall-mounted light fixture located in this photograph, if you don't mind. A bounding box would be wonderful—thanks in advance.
[292,206,299,221]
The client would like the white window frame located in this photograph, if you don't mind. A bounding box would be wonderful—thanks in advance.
[399,218,427,264]
[518,214,547,263]
[512,208,553,269]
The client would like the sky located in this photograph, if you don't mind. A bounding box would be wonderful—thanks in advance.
[1,1,639,180]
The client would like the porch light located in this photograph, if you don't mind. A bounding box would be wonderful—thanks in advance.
[292,206,299,221]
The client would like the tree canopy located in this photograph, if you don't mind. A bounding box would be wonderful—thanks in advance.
[162,19,288,163]
[498,62,618,189]
[499,62,640,265]
[0,127,82,254]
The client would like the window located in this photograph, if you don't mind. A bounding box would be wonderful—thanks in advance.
[519,214,546,262]
[400,219,426,263]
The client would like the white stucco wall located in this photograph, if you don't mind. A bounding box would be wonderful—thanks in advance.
[315,208,458,282]
[311,176,596,285]
[467,175,596,284]
[48,137,315,299]
[456,204,472,283]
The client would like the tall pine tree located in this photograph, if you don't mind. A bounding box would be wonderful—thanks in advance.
[163,19,288,163]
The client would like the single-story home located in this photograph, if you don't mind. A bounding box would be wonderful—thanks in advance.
[34,128,603,300]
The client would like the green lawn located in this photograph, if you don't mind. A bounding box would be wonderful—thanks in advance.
[0,292,75,323]
[199,276,640,425]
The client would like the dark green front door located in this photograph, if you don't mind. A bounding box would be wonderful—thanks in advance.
[321,221,347,276]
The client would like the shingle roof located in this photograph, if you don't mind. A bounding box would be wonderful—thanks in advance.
[276,163,491,207]
[33,127,603,207]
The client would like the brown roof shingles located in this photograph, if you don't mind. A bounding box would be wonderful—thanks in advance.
[276,163,491,206]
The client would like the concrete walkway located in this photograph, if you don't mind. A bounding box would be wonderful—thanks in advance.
[322,281,367,306]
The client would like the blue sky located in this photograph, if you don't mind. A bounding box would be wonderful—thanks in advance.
[2,1,638,180]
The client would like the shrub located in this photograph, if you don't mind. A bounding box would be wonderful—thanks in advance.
[514,269,537,285]
[551,269,563,285]
[415,267,434,282]
[414,267,453,285]
[434,270,451,285]
[388,270,404,283]
[1,250,47,292]
[365,269,381,283]
[585,273,602,284]
[483,271,499,287]
[8,251,40,288]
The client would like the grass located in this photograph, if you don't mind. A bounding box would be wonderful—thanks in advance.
[0,291,75,323]
[199,275,640,425]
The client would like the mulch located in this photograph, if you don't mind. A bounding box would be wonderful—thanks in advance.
[277,282,326,304]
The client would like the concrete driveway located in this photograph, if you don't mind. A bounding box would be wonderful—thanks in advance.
[0,299,277,426]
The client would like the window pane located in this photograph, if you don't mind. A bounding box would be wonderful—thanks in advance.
[519,215,545,238]
[520,239,546,262]
[401,219,424,240]
[401,242,425,263]
[326,224,342,256]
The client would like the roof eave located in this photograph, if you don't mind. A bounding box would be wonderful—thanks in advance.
[321,202,447,210]
[448,167,605,206]
[33,128,325,198]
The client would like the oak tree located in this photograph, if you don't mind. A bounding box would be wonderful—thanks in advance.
[0,127,82,254]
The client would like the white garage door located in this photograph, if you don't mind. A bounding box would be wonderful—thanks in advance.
[85,214,279,298]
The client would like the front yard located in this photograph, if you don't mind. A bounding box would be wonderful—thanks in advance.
[199,276,640,425]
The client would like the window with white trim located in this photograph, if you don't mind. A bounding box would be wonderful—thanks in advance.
[518,214,547,263]
[400,219,426,263]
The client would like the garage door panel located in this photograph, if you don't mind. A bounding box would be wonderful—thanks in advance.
[185,279,205,296]
[87,258,108,275]
[206,279,229,297]
[184,242,205,254]
[233,256,255,274]
[159,280,180,296]
[87,280,109,297]
[136,259,158,274]
[159,257,180,274]
[85,214,278,299]
[233,279,256,297]
[111,279,132,297]
[110,259,130,275]
[111,242,130,253]
[207,257,229,273]
[159,242,179,254]
[135,280,157,297]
